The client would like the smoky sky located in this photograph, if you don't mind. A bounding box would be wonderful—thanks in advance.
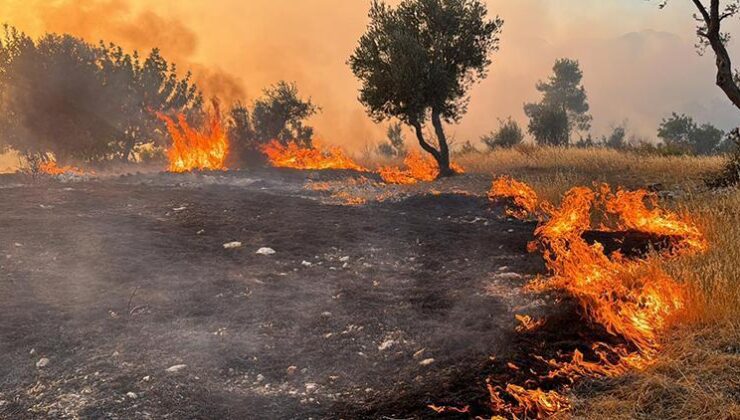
[1,0,739,157]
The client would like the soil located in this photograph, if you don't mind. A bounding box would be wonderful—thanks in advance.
[0,169,550,419]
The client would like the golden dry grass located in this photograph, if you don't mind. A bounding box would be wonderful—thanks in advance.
[454,147,738,419]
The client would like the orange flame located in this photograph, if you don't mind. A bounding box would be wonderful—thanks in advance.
[489,176,540,219]
[473,177,708,419]
[261,140,367,172]
[39,161,85,176]
[379,151,465,184]
[158,110,229,173]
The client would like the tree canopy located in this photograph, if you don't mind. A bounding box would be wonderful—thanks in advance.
[349,0,502,176]
[524,58,591,146]
[0,25,201,165]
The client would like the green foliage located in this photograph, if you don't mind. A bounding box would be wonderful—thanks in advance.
[707,128,740,188]
[604,125,627,149]
[657,113,724,156]
[226,82,318,166]
[377,122,407,157]
[524,58,591,146]
[0,25,201,164]
[251,81,318,147]
[481,117,524,149]
[349,0,502,174]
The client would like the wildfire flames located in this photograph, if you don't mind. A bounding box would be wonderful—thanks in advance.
[477,177,707,419]
[261,140,368,172]
[379,151,465,184]
[158,110,229,173]
[489,176,540,219]
[39,161,85,176]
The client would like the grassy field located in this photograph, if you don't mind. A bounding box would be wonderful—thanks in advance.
[453,146,739,419]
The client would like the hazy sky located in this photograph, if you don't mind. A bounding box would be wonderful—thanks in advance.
[1,0,739,164]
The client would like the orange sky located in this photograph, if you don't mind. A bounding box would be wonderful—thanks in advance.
[0,0,738,163]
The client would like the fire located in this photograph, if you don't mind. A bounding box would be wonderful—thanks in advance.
[470,177,708,419]
[261,140,367,172]
[158,109,229,173]
[39,161,85,176]
[379,151,465,184]
[489,176,539,219]
[515,314,545,332]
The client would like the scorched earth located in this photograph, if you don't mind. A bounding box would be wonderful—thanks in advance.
[0,169,546,419]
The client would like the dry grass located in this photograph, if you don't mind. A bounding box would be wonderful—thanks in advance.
[428,146,738,419]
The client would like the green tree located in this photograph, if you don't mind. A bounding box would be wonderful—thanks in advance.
[251,81,318,147]
[604,125,627,150]
[524,58,591,146]
[482,117,524,149]
[377,122,407,157]
[0,25,201,165]
[349,0,503,177]
[657,113,724,155]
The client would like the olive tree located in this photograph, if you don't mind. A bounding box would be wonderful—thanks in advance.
[349,0,503,176]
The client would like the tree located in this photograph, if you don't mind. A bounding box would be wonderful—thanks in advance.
[604,125,628,150]
[660,1,740,110]
[482,117,524,149]
[226,81,318,166]
[349,0,503,177]
[251,81,318,147]
[524,58,592,146]
[377,122,407,157]
[0,25,201,165]
[657,112,724,155]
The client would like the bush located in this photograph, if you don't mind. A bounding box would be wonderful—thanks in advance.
[482,117,524,149]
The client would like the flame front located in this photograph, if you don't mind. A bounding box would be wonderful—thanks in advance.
[158,111,229,173]
[39,161,85,175]
[261,140,367,172]
[379,151,465,184]
[488,176,540,219]
[472,177,708,419]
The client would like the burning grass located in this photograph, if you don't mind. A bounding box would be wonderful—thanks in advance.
[378,151,465,184]
[261,140,368,172]
[477,177,710,419]
[38,161,85,176]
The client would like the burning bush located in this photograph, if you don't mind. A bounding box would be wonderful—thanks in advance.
[158,106,229,173]
[379,151,465,184]
[260,140,367,172]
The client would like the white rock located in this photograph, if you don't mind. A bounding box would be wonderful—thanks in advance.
[223,241,243,249]
[255,247,276,255]
[166,364,187,373]
[339,256,350,262]
[419,358,435,366]
[36,357,49,368]
[305,383,318,392]
[126,392,138,399]
[301,260,313,267]
[378,339,396,351]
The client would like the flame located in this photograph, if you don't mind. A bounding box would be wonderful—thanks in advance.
[379,151,465,185]
[158,110,229,173]
[261,140,367,172]
[39,161,85,175]
[489,176,540,219]
[471,177,708,419]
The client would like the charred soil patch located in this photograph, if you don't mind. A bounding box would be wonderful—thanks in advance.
[0,171,551,419]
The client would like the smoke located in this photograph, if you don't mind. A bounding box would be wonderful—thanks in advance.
[1,0,738,152]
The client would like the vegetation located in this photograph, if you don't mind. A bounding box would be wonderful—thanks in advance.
[657,112,725,156]
[227,81,318,166]
[524,58,591,146]
[377,122,407,157]
[481,117,524,149]
[0,25,201,165]
[349,0,503,176]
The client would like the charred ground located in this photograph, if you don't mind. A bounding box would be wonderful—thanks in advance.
[0,169,559,419]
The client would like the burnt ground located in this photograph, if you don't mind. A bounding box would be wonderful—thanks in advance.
[0,169,553,419]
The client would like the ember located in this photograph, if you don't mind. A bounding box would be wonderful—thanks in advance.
[261,140,367,172]
[158,108,229,173]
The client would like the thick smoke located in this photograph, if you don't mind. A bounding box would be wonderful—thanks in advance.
[1,0,738,153]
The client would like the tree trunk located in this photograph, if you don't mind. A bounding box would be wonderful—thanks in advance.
[411,120,442,162]
[430,111,454,177]
[697,0,740,110]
